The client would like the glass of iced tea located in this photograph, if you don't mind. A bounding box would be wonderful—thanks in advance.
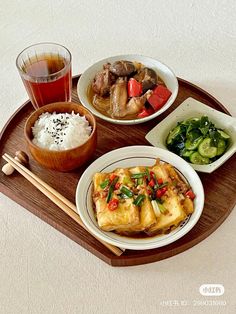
[16,43,72,109]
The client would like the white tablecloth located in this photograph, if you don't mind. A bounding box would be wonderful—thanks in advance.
[0,1,235,313]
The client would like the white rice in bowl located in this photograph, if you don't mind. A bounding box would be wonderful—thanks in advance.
[32,111,92,151]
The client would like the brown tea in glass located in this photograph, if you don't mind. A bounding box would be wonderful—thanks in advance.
[16,43,72,109]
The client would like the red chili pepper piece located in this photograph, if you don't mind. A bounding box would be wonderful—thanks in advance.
[115,182,121,190]
[148,85,172,111]
[157,178,163,185]
[150,171,155,178]
[148,94,166,111]
[153,85,172,100]
[137,107,154,118]
[156,189,163,198]
[108,199,119,211]
[148,178,155,187]
[161,187,167,194]
[128,78,142,97]
[109,173,117,181]
[156,187,167,198]
[185,189,196,200]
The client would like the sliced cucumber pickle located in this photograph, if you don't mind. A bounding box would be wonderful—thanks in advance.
[182,117,200,125]
[185,137,203,150]
[166,125,182,145]
[182,149,194,157]
[190,152,210,164]
[166,116,231,163]
[217,130,230,139]
[217,139,226,156]
[198,138,217,158]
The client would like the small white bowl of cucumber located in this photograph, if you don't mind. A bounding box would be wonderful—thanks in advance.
[145,97,236,173]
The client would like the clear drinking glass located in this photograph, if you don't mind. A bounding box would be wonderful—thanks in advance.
[16,42,72,109]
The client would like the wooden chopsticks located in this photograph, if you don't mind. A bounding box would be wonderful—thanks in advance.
[2,153,123,256]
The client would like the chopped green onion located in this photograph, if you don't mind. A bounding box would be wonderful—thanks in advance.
[153,199,167,214]
[133,194,146,206]
[152,172,157,184]
[147,186,155,200]
[120,193,129,199]
[145,167,150,181]
[156,198,164,204]
[100,178,110,189]
[106,177,119,203]
[112,176,119,185]
[120,186,133,198]
[156,201,167,214]
[131,172,146,179]
[158,182,169,189]
[154,184,159,190]
[137,178,143,185]
[106,186,113,203]
[151,200,161,217]
[147,186,153,193]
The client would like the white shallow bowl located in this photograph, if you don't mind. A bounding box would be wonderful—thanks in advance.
[75,146,204,250]
[77,54,178,125]
[145,97,236,173]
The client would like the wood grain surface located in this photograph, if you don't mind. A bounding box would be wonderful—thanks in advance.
[0,76,235,266]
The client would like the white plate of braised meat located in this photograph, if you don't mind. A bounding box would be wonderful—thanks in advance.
[77,55,178,125]
[75,146,204,250]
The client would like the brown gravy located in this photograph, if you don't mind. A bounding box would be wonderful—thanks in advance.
[87,84,138,120]
[114,226,174,239]
[87,77,166,120]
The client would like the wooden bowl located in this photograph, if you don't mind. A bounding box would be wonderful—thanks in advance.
[24,102,97,171]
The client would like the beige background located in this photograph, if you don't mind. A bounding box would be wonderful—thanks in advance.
[0,1,235,313]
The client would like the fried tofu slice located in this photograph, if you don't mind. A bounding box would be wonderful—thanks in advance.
[151,159,171,183]
[182,197,194,215]
[137,193,157,230]
[164,163,189,194]
[92,171,140,232]
[113,168,133,186]
[94,198,140,231]
[146,188,187,235]
[116,167,156,234]
[93,172,108,194]
[162,163,194,215]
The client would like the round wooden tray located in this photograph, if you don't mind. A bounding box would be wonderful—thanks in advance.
[0,76,235,266]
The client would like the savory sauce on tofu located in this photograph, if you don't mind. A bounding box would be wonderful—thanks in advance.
[92,159,195,238]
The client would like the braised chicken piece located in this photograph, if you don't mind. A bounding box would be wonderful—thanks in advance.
[103,62,111,70]
[125,90,153,116]
[109,60,135,76]
[110,77,153,118]
[92,67,116,96]
[110,77,128,118]
[134,67,157,92]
